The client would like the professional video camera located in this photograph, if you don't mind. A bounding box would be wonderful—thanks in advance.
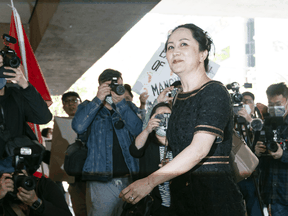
[109,77,125,95]
[0,34,20,68]
[226,82,246,124]
[252,113,288,155]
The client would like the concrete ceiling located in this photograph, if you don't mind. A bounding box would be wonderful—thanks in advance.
[0,0,160,95]
[0,0,288,95]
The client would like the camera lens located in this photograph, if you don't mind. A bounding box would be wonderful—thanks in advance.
[16,175,36,191]
[115,85,125,95]
[9,56,20,68]
[23,177,35,189]
[266,140,278,152]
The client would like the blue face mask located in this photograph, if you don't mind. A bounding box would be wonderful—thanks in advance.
[0,78,6,90]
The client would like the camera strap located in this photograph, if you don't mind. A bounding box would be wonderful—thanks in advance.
[162,90,180,163]
[0,105,5,131]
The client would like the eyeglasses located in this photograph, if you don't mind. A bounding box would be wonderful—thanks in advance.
[64,98,80,104]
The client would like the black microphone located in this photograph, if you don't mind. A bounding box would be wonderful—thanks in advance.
[2,34,17,44]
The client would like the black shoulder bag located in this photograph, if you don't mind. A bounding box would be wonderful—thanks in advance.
[64,122,92,177]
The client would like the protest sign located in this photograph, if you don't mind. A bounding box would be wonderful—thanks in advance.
[132,43,220,107]
[132,43,179,106]
[49,117,76,183]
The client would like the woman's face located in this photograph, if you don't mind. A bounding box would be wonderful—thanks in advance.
[166,27,205,75]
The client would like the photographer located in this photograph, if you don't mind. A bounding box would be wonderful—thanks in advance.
[235,91,263,216]
[0,55,71,215]
[0,55,52,172]
[255,83,288,216]
[72,69,142,216]
[0,163,72,216]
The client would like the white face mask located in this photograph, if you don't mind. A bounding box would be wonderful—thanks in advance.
[105,96,113,105]
[243,104,251,115]
[155,126,167,137]
[268,106,286,117]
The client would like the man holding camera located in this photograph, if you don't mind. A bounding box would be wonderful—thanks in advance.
[255,82,288,216]
[72,69,142,216]
[234,91,263,216]
[0,57,73,215]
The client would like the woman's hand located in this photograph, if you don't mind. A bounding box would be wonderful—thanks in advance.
[139,92,149,109]
[3,65,29,89]
[0,173,14,199]
[145,113,160,133]
[157,86,174,103]
[119,177,154,204]
[17,187,38,206]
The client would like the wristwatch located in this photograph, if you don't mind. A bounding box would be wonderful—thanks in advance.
[31,198,42,210]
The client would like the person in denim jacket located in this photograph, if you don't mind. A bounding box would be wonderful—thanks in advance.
[72,69,142,216]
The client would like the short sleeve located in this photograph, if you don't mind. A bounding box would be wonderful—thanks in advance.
[194,83,232,142]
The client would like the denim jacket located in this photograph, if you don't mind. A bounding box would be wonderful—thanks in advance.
[72,96,142,182]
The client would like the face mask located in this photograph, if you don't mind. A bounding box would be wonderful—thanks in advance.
[243,104,251,115]
[268,106,286,117]
[105,95,113,105]
[155,126,167,137]
[0,78,6,90]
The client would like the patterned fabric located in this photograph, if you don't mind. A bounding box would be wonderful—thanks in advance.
[259,146,288,206]
[158,146,173,208]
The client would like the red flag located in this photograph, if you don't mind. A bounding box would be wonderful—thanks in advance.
[8,12,52,143]
[8,12,52,106]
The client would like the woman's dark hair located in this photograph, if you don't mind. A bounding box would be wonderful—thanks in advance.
[124,84,133,98]
[165,23,213,72]
[148,102,172,144]
[150,102,171,119]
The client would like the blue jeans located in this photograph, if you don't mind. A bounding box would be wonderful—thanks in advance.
[86,176,132,216]
[271,202,288,216]
[238,177,262,216]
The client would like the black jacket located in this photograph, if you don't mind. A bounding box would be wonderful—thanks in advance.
[0,83,52,158]
[0,177,72,216]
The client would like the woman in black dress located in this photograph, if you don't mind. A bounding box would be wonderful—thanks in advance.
[120,23,245,216]
[130,102,172,216]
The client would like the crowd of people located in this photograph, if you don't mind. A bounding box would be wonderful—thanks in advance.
[0,22,287,216]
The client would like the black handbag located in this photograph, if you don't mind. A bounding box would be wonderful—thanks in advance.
[64,139,88,176]
[64,123,92,177]
[121,195,154,216]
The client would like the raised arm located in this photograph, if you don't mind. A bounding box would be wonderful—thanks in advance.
[72,81,111,134]
[120,132,215,203]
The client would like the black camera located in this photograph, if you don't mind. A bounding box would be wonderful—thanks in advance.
[109,77,125,95]
[155,113,170,127]
[226,82,246,124]
[1,34,21,68]
[255,116,287,155]
[168,81,181,98]
[8,147,36,198]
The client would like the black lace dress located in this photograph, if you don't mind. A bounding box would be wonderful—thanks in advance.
[166,81,245,216]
